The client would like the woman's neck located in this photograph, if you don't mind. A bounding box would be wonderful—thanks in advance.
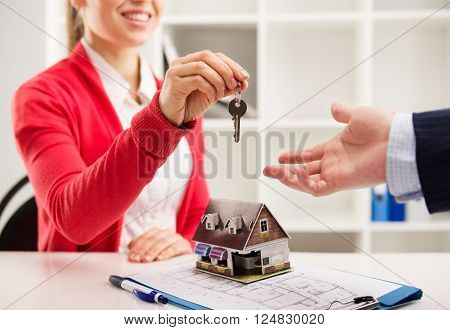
[84,32,141,95]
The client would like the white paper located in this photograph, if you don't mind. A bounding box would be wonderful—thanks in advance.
[129,259,401,310]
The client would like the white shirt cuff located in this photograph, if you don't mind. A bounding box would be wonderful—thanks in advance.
[386,112,423,202]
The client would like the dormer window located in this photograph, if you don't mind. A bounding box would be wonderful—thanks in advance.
[225,216,242,235]
[202,213,219,230]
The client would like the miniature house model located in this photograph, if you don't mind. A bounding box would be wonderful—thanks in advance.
[193,199,290,277]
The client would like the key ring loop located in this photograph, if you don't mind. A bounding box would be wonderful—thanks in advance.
[235,82,241,107]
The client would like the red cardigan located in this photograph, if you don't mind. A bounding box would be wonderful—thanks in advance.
[12,42,209,252]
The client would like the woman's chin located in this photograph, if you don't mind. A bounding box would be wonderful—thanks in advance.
[118,32,152,48]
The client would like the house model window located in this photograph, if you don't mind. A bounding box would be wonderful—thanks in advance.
[260,219,269,233]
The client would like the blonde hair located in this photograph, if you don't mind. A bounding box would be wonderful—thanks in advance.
[66,1,84,51]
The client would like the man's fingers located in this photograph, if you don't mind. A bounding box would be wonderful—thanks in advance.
[278,144,325,164]
[308,174,321,182]
[304,160,321,175]
[263,165,306,182]
[331,102,356,124]
[263,165,286,180]
[278,151,305,164]
[316,180,329,195]
[263,165,331,196]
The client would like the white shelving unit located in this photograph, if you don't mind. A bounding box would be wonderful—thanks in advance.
[44,0,450,253]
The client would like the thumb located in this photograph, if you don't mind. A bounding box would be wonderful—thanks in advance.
[331,102,356,124]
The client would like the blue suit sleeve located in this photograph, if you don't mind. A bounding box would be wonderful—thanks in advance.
[413,109,450,213]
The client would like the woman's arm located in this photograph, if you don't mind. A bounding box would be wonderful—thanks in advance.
[125,118,209,263]
[13,87,188,245]
[13,50,248,246]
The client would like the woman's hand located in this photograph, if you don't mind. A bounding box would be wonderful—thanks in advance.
[127,228,192,263]
[264,103,394,196]
[159,50,250,126]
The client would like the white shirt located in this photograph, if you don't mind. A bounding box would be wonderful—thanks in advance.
[81,39,192,253]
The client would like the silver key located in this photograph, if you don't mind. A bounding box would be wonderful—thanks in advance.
[228,83,247,143]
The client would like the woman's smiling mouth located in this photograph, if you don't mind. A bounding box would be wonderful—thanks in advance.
[121,11,152,26]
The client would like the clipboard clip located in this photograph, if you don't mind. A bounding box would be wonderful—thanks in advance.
[326,296,376,310]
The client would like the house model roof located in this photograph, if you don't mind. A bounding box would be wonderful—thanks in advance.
[193,199,289,251]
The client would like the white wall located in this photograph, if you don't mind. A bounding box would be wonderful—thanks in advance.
[0,1,46,206]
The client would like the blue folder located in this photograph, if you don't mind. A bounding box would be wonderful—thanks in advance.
[372,185,390,221]
[125,275,422,310]
[371,185,405,222]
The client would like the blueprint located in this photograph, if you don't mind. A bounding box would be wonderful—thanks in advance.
[130,258,401,310]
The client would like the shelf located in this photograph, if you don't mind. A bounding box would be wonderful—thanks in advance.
[373,0,450,11]
[260,118,345,129]
[264,195,362,228]
[371,231,450,252]
[267,12,362,26]
[288,231,362,253]
[161,15,258,27]
[163,0,258,16]
[371,221,450,232]
[203,118,260,129]
[373,10,450,22]
[266,0,362,14]
[283,221,363,233]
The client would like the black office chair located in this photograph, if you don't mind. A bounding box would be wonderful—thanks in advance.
[0,176,37,251]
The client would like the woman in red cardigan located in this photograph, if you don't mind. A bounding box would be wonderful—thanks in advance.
[11,0,249,262]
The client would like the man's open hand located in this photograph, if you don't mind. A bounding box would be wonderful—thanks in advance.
[263,103,394,196]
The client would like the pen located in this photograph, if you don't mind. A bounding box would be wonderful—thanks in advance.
[109,275,168,305]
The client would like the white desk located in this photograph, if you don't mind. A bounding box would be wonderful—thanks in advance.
[1,252,449,310]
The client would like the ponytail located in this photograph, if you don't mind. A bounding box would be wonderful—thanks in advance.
[66,1,84,51]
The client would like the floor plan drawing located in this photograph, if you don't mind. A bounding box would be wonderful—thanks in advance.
[130,259,399,310]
